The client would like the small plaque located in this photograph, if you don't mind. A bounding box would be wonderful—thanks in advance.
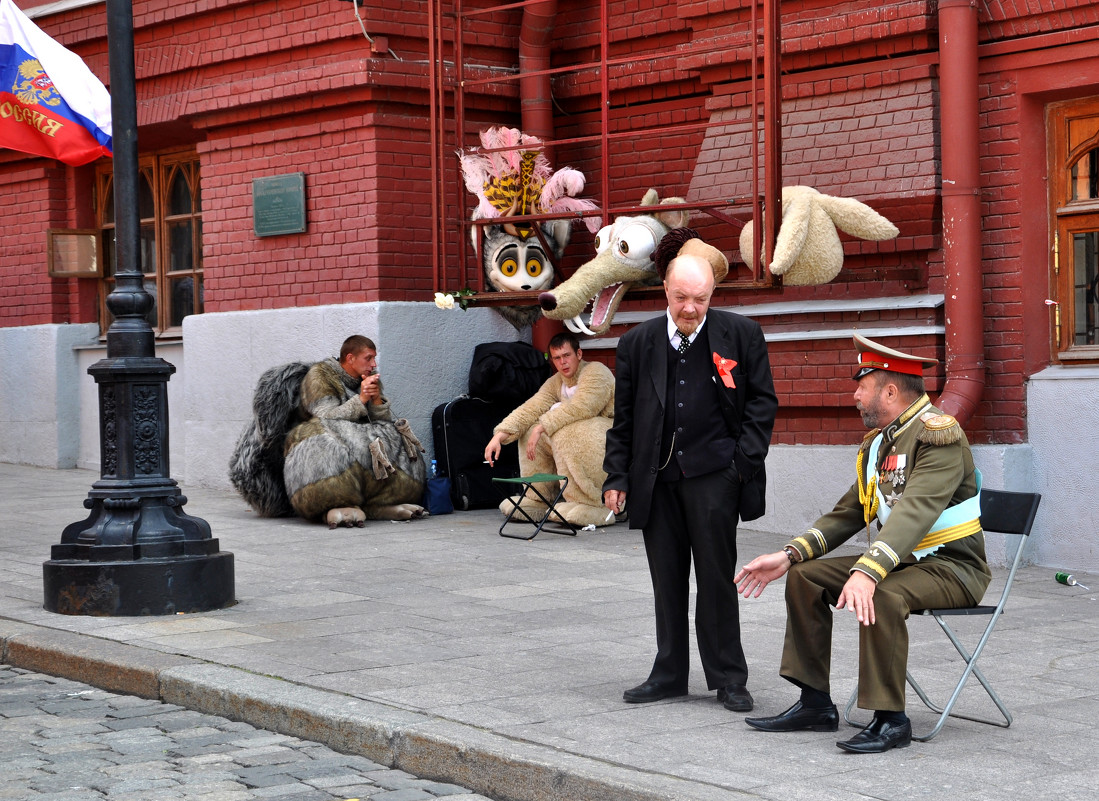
[253,173,307,237]
[47,229,101,277]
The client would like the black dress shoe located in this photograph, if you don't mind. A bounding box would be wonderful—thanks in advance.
[718,684,754,712]
[836,717,912,753]
[745,701,839,732]
[622,680,687,704]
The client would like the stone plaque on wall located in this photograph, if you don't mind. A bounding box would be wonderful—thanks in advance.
[253,173,307,237]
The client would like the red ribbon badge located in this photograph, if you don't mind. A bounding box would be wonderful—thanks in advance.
[713,352,737,388]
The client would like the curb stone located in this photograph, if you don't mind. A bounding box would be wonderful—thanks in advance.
[3,621,759,801]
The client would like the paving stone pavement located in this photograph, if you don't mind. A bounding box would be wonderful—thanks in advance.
[0,665,486,801]
[2,463,1098,801]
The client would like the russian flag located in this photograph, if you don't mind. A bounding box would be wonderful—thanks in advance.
[0,0,111,166]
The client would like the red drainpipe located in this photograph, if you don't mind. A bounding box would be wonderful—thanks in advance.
[519,0,562,353]
[519,0,558,151]
[935,0,986,426]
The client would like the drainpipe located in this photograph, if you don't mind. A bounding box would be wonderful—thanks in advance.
[519,0,558,151]
[519,0,562,352]
[935,0,985,426]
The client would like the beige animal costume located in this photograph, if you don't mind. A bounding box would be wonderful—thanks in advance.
[739,185,899,285]
[493,360,615,527]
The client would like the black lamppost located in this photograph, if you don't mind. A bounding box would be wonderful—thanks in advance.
[42,0,234,616]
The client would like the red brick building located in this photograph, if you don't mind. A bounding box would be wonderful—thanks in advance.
[2,0,1096,568]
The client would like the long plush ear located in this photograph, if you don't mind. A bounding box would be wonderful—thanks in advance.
[542,220,572,259]
[815,194,899,241]
[769,191,813,275]
[654,197,689,230]
[639,188,661,207]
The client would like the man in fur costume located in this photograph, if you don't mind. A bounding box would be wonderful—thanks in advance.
[229,335,428,528]
[483,332,615,528]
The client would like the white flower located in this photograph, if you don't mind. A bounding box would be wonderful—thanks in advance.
[434,292,456,310]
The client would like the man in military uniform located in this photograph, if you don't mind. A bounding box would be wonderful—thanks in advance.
[734,334,990,753]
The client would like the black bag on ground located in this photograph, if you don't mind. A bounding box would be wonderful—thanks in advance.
[432,395,521,511]
[467,341,552,406]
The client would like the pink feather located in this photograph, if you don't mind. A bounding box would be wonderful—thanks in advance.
[460,126,599,229]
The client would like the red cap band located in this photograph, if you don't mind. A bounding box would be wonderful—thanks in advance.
[858,351,924,377]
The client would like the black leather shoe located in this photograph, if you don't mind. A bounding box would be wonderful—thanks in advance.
[836,717,912,753]
[745,701,839,732]
[718,684,754,712]
[622,681,688,704]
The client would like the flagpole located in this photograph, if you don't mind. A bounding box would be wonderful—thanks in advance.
[43,0,234,616]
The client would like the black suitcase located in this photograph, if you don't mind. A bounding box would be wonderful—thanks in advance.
[432,395,521,511]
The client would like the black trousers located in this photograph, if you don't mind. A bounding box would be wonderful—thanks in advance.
[642,467,746,690]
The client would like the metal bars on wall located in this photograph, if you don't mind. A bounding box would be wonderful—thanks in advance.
[426,0,783,303]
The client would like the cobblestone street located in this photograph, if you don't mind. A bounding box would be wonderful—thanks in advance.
[0,666,487,801]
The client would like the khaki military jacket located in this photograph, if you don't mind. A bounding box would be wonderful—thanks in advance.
[787,394,992,604]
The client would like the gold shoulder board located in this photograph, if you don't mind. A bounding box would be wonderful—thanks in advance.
[917,412,962,445]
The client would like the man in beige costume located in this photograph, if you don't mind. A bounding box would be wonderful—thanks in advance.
[485,332,615,528]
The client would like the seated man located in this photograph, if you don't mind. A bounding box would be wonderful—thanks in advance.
[230,335,427,528]
[734,334,990,753]
[484,332,615,528]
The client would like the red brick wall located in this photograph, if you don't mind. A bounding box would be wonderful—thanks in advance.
[0,162,88,326]
[198,101,436,313]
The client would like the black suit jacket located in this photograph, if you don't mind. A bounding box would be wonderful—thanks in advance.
[603,311,778,529]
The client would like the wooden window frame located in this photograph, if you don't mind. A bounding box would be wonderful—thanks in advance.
[94,148,203,337]
[1048,97,1099,363]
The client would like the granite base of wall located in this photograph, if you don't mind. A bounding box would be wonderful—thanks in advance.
[3,316,1094,571]
[0,323,98,468]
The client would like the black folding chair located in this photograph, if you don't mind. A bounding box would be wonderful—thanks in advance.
[844,489,1042,741]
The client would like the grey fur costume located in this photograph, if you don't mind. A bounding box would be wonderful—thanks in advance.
[229,358,426,521]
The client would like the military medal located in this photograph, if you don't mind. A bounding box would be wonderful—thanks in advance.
[893,454,906,485]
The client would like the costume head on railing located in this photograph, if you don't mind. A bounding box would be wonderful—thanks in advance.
[653,227,729,284]
[538,189,689,336]
[459,126,600,329]
[739,185,899,286]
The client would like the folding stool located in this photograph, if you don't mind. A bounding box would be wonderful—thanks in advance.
[493,473,579,540]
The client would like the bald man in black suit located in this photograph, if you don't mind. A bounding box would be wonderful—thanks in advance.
[603,237,777,712]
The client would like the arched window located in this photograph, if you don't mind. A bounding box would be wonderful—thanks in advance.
[1049,99,1099,361]
[95,150,202,335]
